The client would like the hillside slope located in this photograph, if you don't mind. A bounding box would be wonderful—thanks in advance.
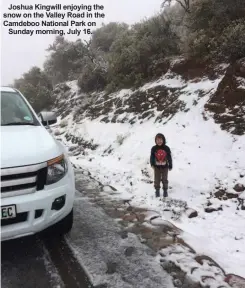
[52,58,245,280]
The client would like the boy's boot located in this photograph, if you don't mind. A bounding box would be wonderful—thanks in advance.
[163,189,168,198]
[155,189,160,198]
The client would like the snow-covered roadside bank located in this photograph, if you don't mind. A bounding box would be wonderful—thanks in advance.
[52,71,245,281]
[69,119,245,278]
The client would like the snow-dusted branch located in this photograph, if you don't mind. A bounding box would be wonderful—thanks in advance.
[162,0,190,13]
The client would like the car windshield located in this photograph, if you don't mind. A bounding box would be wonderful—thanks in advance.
[1,91,38,126]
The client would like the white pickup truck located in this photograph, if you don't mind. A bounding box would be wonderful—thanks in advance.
[1,86,75,241]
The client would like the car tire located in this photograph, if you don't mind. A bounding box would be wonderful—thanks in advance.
[54,209,73,236]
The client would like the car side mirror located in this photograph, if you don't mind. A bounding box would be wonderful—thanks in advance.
[39,111,57,126]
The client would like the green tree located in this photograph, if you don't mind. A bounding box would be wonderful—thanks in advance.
[185,0,245,61]
[90,22,128,53]
[107,13,180,89]
[78,61,107,93]
[44,36,88,85]
[14,67,53,113]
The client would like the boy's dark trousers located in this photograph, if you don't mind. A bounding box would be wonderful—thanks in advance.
[154,167,168,197]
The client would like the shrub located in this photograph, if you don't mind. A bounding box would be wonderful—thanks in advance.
[78,63,107,93]
[185,0,245,61]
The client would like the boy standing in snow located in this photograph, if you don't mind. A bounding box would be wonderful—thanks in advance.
[150,133,172,198]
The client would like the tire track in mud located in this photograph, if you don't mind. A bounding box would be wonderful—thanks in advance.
[1,235,62,288]
[43,235,94,288]
[1,232,94,288]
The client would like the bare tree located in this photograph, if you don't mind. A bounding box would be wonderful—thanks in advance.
[162,0,191,13]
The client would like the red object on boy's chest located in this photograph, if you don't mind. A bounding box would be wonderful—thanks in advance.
[155,149,167,163]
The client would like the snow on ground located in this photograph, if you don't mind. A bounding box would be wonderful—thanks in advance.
[140,72,185,90]
[67,193,175,288]
[157,244,230,288]
[55,75,245,279]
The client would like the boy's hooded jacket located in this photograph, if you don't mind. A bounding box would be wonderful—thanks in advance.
[150,133,172,169]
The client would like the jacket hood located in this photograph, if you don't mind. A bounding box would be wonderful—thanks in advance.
[155,133,166,145]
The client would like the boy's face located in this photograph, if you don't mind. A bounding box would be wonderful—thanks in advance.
[156,137,163,146]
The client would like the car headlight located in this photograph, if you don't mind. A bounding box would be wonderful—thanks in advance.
[46,154,68,185]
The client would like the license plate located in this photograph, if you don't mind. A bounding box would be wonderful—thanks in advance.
[1,205,17,219]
